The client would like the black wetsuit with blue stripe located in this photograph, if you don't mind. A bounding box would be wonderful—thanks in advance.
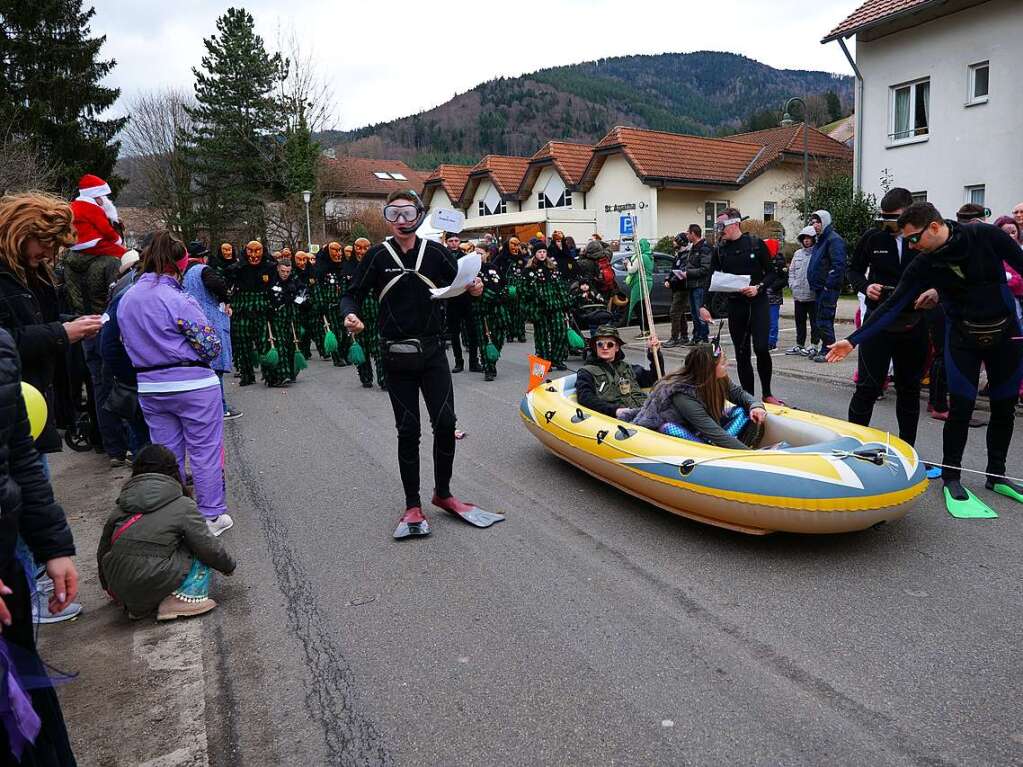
[848,220,1023,482]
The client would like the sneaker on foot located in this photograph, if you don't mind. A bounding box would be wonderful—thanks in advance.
[930,409,949,421]
[34,601,82,624]
[109,456,127,468]
[223,408,244,420]
[157,595,217,621]
[206,514,234,537]
[810,353,828,363]
[784,345,803,355]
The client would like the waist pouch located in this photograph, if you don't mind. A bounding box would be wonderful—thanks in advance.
[103,378,141,420]
[383,337,438,373]
[953,317,1009,348]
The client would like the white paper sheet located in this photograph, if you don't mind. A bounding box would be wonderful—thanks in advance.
[672,269,685,280]
[430,252,481,300]
[709,272,752,293]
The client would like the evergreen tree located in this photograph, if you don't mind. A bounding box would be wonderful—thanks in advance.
[0,0,125,193]
[825,91,843,123]
[185,7,286,245]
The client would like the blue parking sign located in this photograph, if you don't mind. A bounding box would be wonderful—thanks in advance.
[619,215,634,236]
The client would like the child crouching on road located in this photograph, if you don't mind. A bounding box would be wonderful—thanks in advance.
[97,444,236,621]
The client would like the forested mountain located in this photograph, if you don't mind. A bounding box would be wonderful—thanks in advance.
[320,51,853,169]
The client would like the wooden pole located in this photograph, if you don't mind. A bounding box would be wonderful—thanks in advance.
[633,216,662,379]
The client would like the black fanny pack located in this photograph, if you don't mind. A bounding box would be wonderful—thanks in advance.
[135,360,212,374]
[954,317,1009,348]
[103,378,141,420]
[383,337,439,373]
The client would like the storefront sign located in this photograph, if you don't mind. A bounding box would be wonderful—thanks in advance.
[603,201,647,213]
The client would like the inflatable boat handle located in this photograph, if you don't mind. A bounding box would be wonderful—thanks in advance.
[850,447,887,466]
[571,408,590,424]
[595,429,609,445]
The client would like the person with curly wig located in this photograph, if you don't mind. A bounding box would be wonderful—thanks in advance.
[0,193,104,455]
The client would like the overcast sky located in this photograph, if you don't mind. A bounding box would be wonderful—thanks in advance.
[93,0,857,131]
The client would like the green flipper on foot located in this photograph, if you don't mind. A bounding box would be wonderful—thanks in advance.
[943,480,997,519]
[986,478,1023,504]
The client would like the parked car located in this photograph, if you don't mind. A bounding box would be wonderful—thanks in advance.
[610,251,676,319]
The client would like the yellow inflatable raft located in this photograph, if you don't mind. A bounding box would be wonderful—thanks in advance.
[520,373,928,535]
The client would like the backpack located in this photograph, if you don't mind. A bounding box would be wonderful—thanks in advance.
[595,255,615,293]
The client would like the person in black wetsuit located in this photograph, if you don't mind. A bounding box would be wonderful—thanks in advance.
[828,202,1023,514]
[699,207,782,404]
[341,190,504,539]
[845,187,930,446]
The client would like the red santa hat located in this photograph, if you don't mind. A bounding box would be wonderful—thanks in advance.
[77,174,112,199]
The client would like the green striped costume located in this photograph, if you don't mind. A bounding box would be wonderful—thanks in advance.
[356,294,386,388]
[472,265,510,377]
[314,277,349,366]
[522,264,571,365]
[233,287,270,383]
[504,259,527,342]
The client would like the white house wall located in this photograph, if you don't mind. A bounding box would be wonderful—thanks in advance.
[425,188,456,216]
[856,0,1022,219]
[586,155,659,241]
[731,165,805,239]
[521,166,561,212]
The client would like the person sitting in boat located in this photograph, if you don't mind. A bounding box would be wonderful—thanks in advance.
[625,343,767,449]
[575,325,663,418]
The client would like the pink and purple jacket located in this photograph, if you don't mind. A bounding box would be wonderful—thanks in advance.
[117,273,221,394]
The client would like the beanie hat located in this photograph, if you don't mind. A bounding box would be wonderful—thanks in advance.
[77,174,111,198]
[584,240,604,257]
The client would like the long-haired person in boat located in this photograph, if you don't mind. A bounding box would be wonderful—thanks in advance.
[828,202,1023,516]
[341,190,504,539]
[575,325,662,418]
[699,208,783,404]
[625,342,768,449]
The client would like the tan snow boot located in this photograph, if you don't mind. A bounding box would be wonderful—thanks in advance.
[156,594,217,621]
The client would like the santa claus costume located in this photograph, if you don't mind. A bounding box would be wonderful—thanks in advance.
[69,174,128,258]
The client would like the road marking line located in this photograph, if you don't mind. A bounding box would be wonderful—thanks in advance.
[133,618,210,767]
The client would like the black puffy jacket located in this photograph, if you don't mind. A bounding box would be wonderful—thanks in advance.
[0,266,69,452]
[0,329,75,570]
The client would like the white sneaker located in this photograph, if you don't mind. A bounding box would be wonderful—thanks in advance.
[206,514,234,537]
[784,345,803,355]
[33,600,83,624]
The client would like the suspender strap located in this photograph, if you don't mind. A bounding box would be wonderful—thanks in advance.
[378,238,437,301]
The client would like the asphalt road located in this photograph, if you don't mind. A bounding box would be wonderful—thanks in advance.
[205,344,1023,767]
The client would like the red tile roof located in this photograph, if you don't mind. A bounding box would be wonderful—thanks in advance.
[578,124,852,191]
[459,154,531,207]
[516,141,593,199]
[579,127,764,190]
[726,123,853,175]
[319,157,429,198]
[421,164,472,206]
[822,0,936,42]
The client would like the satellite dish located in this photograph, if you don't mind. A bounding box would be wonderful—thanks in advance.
[430,208,465,234]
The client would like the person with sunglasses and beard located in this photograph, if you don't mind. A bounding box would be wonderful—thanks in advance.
[342,190,502,539]
[576,325,662,418]
[844,187,931,447]
[828,202,1023,517]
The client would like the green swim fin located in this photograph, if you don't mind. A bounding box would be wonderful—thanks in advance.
[943,486,997,519]
[986,479,1023,504]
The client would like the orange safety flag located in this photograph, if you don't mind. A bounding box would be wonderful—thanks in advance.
[527,354,552,391]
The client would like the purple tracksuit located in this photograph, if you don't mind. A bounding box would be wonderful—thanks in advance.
[118,273,227,519]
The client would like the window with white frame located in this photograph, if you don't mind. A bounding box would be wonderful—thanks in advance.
[538,174,572,209]
[478,185,506,216]
[965,185,985,206]
[889,79,930,142]
[967,61,989,105]
[763,201,776,222]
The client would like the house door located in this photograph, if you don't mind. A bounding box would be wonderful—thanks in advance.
[704,200,729,244]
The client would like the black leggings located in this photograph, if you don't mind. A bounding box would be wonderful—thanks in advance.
[847,321,928,445]
[728,293,773,398]
[384,344,457,508]
[927,308,948,412]
[941,323,1023,482]
[793,300,818,348]
[447,296,478,365]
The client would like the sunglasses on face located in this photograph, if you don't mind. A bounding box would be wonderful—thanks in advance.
[595,340,618,350]
[383,204,419,223]
[904,229,926,245]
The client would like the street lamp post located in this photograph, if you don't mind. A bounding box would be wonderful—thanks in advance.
[780,98,809,225]
[302,190,312,250]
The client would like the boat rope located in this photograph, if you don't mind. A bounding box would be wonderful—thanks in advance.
[536,402,1023,485]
